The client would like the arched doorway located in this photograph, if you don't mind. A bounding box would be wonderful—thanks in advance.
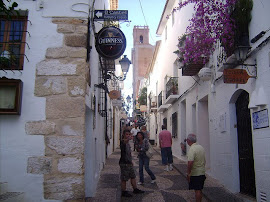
[235,91,256,197]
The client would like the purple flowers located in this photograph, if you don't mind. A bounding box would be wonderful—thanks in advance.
[171,0,237,65]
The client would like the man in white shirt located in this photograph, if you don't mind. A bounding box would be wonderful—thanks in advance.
[130,124,139,151]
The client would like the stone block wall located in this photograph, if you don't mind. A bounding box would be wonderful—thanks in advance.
[26,18,89,200]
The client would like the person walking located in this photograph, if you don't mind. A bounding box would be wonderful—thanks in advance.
[130,124,139,151]
[119,129,145,197]
[159,125,173,171]
[135,131,156,185]
[186,134,206,202]
[140,125,150,139]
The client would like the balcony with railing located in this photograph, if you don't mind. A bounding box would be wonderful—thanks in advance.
[158,91,162,108]
[157,91,170,113]
[165,77,179,104]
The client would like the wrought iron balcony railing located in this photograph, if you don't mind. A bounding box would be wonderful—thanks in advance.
[158,91,162,107]
[166,77,178,99]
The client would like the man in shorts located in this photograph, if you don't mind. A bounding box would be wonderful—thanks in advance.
[119,129,144,197]
[186,134,206,202]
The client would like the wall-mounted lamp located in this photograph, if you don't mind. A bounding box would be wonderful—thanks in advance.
[126,95,131,104]
[248,87,268,109]
[248,90,258,109]
[224,46,256,68]
[112,55,131,81]
[256,87,268,106]
[124,95,132,116]
[234,46,250,62]
[222,46,257,78]
[198,67,212,81]
[210,83,216,93]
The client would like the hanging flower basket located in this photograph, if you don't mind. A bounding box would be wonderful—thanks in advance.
[182,56,209,76]
[170,0,254,74]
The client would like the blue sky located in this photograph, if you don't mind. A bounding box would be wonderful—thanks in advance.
[117,0,166,108]
[118,0,166,58]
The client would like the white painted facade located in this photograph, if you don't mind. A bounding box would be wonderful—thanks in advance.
[146,0,270,201]
[0,0,123,201]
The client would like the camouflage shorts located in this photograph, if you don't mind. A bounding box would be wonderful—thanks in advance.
[120,164,136,181]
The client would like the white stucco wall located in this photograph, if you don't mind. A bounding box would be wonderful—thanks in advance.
[0,1,63,201]
[148,0,270,201]
[84,0,112,198]
[0,0,112,201]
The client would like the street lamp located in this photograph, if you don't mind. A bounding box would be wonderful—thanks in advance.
[125,95,132,117]
[126,95,131,104]
[234,46,250,62]
[112,55,131,81]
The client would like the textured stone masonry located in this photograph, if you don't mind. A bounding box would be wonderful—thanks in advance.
[58,157,83,174]
[36,59,77,76]
[31,17,88,200]
[75,25,88,35]
[27,157,52,174]
[64,34,87,47]
[45,47,68,59]
[25,120,55,135]
[68,47,87,59]
[54,117,85,136]
[35,77,67,96]
[46,96,85,119]
[57,24,76,33]
[44,176,84,200]
[52,18,87,25]
[45,136,84,155]
[68,76,86,97]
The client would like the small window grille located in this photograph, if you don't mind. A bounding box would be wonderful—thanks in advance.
[172,112,178,138]
[0,11,30,71]
[260,192,267,202]
[108,108,113,139]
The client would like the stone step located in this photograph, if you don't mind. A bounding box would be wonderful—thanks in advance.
[0,183,8,195]
[0,192,24,202]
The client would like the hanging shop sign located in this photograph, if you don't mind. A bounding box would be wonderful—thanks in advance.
[95,26,126,60]
[112,99,122,107]
[140,105,147,112]
[223,69,253,84]
[94,10,128,21]
[109,90,121,99]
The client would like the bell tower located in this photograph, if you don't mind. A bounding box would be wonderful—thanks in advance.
[132,26,154,100]
[133,26,150,46]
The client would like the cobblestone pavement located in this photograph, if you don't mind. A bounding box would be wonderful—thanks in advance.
[88,146,256,202]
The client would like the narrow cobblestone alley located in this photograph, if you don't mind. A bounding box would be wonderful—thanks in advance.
[88,146,254,202]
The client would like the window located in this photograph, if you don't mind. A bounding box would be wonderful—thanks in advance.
[163,117,167,128]
[0,77,23,115]
[172,112,177,138]
[139,35,143,43]
[165,26,167,40]
[172,10,175,26]
[0,13,28,70]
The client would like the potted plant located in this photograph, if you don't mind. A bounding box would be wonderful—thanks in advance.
[171,80,178,95]
[0,48,17,69]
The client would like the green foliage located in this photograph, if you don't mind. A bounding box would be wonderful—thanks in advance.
[233,0,253,32]
[138,87,147,106]
[232,0,253,46]
[0,0,19,17]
